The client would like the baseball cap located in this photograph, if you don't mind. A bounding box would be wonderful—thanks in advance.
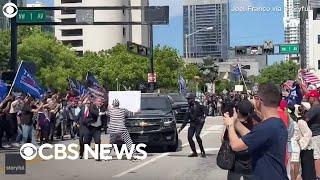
[308,90,320,98]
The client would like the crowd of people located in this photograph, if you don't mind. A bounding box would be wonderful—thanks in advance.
[220,81,320,180]
[0,93,110,149]
[2,78,320,178]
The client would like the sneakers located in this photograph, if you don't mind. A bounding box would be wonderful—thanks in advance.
[188,153,198,157]
[130,157,141,162]
[11,143,21,148]
[2,144,12,148]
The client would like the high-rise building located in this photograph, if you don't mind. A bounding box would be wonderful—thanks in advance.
[284,0,300,44]
[183,0,229,60]
[54,0,149,56]
[283,0,300,62]
[1,0,26,30]
[304,0,320,77]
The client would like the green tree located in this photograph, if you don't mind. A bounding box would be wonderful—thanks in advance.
[257,61,299,85]
[200,56,219,84]
[18,31,78,92]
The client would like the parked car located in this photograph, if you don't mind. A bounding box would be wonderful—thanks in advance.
[168,93,189,123]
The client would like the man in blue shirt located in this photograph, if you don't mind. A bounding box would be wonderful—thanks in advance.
[223,83,288,180]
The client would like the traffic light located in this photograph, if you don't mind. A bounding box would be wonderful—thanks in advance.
[263,41,274,54]
[127,41,150,57]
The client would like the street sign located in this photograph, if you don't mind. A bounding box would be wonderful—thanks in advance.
[148,73,156,83]
[127,41,150,57]
[17,10,48,23]
[279,44,300,54]
[144,6,169,25]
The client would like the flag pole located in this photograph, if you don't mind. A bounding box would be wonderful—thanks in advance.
[6,61,23,98]
[238,63,248,93]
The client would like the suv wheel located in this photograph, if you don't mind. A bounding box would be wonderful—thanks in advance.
[168,133,178,152]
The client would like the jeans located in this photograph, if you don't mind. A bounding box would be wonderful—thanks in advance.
[21,124,36,145]
[16,125,23,143]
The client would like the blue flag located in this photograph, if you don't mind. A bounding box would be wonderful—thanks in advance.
[68,78,88,97]
[233,64,241,77]
[0,80,8,102]
[287,83,303,106]
[86,72,105,97]
[178,75,188,95]
[13,63,43,99]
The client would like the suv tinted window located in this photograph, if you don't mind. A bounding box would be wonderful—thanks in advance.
[169,94,187,102]
[141,96,171,111]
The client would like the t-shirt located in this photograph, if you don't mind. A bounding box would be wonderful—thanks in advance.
[242,118,288,180]
[306,105,320,136]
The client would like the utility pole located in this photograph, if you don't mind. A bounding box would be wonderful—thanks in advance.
[10,0,18,73]
[149,24,154,92]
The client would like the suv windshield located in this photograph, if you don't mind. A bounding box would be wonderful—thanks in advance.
[169,94,187,103]
[141,97,171,111]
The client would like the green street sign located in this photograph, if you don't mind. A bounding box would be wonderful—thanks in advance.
[279,44,300,54]
[17,10,49,23]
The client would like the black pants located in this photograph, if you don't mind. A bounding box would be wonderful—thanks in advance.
[79,126,101,158]
[301,149,316,180]
[7,113,17,141]
[188,121,205,154]
[79,125,88,157]
[227,171,254,180]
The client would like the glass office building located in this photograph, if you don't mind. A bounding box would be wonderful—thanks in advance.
[183,0,229,60]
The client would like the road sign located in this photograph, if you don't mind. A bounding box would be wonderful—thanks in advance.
[17,10,48,23]
[279,44,300,54]
[148,73,156,83]
[127,41,150,57]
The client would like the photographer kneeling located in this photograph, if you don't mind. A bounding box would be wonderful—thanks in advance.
[223,83,288,180]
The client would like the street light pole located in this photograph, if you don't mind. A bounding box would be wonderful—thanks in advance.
[184,27,213,59]
[10,0,18,73]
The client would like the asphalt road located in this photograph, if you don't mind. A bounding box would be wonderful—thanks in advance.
[0,116,227,180]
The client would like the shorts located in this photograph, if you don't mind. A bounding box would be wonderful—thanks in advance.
[291,152,300,163]
[312,135,320,159]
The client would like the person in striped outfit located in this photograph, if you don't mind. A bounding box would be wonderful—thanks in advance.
[102,99,139,161]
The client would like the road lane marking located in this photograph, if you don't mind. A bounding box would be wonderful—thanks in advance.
[113,124,219,178]
[112,153,169,178]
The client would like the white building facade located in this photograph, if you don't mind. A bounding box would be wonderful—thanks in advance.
[305,1,320,77]
[54,0,149,56]
[283,0,300,61]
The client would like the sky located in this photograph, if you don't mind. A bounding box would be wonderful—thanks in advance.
[27,0,286,64]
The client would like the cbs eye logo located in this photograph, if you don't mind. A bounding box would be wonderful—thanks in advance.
[20,143,38,160]
[2,2,18,18]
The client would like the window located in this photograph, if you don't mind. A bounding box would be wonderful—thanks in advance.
[62,29,83,36]
[61,9,76,15]
[123,27,126,37]
[76,51,83,56]
[61,0,82,3]
[61,18,76,24]
[318,60,320,70]
[318,35,320,44]
[62,40,83,47]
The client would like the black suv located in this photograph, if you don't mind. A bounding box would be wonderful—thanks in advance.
[125,93,178,152]
[168,93,189,123]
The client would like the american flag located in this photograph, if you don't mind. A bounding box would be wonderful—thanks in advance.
[299,70,320,86]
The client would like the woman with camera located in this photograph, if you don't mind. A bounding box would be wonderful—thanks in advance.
[225,100,254,180]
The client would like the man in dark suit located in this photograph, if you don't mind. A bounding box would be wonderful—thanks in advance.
[78,96,101,160]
